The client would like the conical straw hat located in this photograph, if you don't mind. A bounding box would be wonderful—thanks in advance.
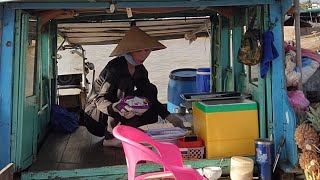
[110,26,166,57]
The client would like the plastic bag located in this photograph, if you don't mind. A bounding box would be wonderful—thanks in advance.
[302,60,319,83]
[285,51,299,87]
[285,50,296,61]
[285,55,320,86]
[292,59,319,84]
[301,65,317,84]
[287,91,310,111]
[51,105,79,133]
[285,71,301,87]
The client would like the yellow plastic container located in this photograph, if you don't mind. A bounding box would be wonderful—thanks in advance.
[193,99,259,158]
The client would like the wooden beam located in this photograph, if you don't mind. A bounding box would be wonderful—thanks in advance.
[68,32,208,45]
[9,1,276,10]
[58,19,208,28]
[67,31,188,43]
[63,29,199,38]
[21,158,237,179]
[58,24,205,33]
[56,9,216,23]
[0,163,13,180]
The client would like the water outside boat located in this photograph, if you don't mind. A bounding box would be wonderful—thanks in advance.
[84,37,211,103]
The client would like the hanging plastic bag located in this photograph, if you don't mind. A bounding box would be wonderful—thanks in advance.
[292,58,319,84]
[287,91,310,111]
[285,51,299,87]
[301,60,319,84]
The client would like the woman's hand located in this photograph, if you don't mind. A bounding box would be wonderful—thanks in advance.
[112,101,135,119]
[121,110,135,119]
[165,114,186,128]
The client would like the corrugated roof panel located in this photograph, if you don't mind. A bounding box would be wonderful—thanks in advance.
[58,18,210,45]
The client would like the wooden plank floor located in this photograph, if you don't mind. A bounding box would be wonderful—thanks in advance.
[29,126,126,171]
[28,114,193,172]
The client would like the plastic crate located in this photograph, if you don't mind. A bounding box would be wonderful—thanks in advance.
[179,147,205,160]
[177,136,203,148]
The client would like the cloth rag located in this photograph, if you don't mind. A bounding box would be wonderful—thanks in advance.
[260,30,279,78]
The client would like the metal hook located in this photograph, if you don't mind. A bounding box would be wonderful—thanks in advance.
[269,17,279,30]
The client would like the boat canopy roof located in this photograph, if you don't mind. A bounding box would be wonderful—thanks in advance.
[57,17,210,45]
[4,0,289,45]
[301,8,320,14]
[50,7,224,45]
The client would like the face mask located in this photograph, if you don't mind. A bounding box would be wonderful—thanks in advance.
[124,54,138,66]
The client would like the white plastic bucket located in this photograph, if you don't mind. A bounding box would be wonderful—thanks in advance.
[230,156,254,180]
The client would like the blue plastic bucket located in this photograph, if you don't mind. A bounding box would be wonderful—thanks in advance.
[255,139,274,180]
[196,68,211,93]
[167,68,197,113]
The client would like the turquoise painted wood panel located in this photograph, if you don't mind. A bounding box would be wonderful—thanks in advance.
[211,15,222,92]
[242,6,267,139]
[269,3,298,172]
[12,10,24,171]
[32,15,40,159]
[38,25,51,142]
[210,15,218,92]
[49,21,58,104]
[21,158,246,179]
[263,5,274,139]
[19,12,34,170]
[7,0,277,9]
[35,22,56,124]
[12,10,39,171]
[257,6,267,139]
[0,5,14,170]
[232,9,245,92]
[220,16,231,91]
[281,0,294,15]
[225,67,233,91]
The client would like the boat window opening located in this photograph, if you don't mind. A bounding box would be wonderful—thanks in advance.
[81,37,211,104]
[55,14,212,103]
[247,6,263,86]
[26,17,38,98]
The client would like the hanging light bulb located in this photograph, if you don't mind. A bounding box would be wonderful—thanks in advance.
[126,8,133,18]
[110,3,116,13]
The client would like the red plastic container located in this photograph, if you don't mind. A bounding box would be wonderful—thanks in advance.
[177,136,204,148]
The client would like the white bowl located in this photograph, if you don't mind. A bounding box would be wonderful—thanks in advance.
[203,166,222,180]
[196,168,204,176]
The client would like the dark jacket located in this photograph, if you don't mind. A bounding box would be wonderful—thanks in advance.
[84,56,150,122]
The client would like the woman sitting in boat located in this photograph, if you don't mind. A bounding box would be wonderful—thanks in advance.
[83,26,185,147]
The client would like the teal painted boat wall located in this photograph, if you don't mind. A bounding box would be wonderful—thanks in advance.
[270,2,299,171]
[6,0,277,10]
[38,26,50,142]
[0,5,14,170]
[220,16,231,92]
[0,0,298,175]
[232,9,245,92]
